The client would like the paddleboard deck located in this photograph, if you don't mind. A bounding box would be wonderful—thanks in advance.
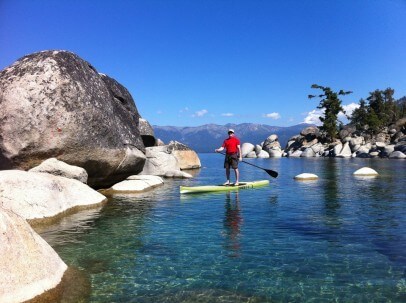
[180,180,269,194]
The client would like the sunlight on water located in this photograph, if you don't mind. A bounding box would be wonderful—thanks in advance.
[39,155,406,303]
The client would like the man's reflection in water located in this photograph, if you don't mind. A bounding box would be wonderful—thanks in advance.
[223,191,242,257]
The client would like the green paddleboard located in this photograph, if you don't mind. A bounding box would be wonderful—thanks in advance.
[180,180,269,194]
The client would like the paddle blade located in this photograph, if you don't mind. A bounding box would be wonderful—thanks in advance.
[265,169,278,178]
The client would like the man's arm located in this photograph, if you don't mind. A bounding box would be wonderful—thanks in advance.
[237,145,242,160]
[215,147,225,153]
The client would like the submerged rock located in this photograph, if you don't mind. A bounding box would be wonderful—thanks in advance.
[110,175,164,193]
[294,173,318,180]
[353,167,379,176]
[164,170,193,178]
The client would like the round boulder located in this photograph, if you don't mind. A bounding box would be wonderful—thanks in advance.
[353,167,379,176]
[0,50,146,187]
[168,141,201,170]
[241,143,255,157]
[29,158,88,183]
[294,173,318,180]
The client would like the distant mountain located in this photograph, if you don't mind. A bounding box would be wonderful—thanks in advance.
[153,123,314,153]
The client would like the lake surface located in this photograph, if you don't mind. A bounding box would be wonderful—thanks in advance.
[40,154,406,302]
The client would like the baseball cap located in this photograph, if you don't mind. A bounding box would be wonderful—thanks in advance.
[228,129,234,133]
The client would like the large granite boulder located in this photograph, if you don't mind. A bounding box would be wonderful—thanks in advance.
[28,157,88,183]
[0,207,67,303]
[336,142,352,158]
[141,146,180,176]
[300,126,320,141]
[139,118,156,147]
[262,135,283,157]
[167,141,201,170]
[241,143,255,157]
[0,50,146,187]
[389,151,406,159]
[0,170,107,224]
[256,150,270,158]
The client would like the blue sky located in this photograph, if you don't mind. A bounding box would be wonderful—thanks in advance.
[1,0,406,127]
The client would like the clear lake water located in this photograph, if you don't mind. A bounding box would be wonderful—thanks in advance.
[39,154,406,302]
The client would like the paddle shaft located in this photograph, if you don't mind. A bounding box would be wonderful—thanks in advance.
[218,152,278,178]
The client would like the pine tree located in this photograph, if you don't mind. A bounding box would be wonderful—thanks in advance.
[350,99,368,131]
[308,84,352,141]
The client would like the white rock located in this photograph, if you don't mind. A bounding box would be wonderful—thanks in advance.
[126,175,164,185]
[332,143,343,156]
[376,142,386,148]
[164,170,193,178]
[268,134,278,142]
[389,151,406,159]
[256,150,270,158]
[111,175,164,192]
[168,141,201,169]
[29,157,88,183]
[311,143,324,154]
[350,136,364,148]
[254,144,262,155]
[268,149,282,158]
[353,167,379,176]
[0,207,67,303]
[141,146,180,176]
[289,150,303,157]
[384,145,396,155]
[301,148,315,157]
[0,170,107,223]
[369,151,380,158]
[246,151,257,158]
[294,173,318,180]
[241,143,255,157]
[336,142,352,158]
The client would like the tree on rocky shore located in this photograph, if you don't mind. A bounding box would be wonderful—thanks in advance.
[349,88,406,134]
[308,84,352,142]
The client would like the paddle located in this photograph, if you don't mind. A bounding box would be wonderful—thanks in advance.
[219,152,278,178]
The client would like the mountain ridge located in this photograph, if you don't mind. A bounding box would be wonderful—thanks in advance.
[153,123,314,153]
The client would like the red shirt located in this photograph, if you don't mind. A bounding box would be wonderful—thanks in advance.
[222,136,241,154]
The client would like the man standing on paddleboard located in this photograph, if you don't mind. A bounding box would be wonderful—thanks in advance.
[215,129,243,186]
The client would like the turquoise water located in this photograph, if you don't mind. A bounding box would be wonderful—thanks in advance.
[40,154,406,302]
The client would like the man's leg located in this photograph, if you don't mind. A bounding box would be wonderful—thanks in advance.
[234,168,239,185]
[225,167,231,185]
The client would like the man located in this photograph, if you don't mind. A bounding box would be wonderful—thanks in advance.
[215,129,243,185]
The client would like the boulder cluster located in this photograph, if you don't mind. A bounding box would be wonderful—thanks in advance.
[285,124,406,159]
[0,50,201,303]
[241,134,283,158]
[242,123,406,159]
[0,50,201,188]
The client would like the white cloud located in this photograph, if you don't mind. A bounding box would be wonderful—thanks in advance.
[263,112,281,120]
[221,113,234,117]
[340,102,360,119]
[179,107,189,113]
[193,109,208,117]
[303,102,360,125]
[303,109,323,125]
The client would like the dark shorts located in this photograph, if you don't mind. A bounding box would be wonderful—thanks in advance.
[224,153,239,169]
